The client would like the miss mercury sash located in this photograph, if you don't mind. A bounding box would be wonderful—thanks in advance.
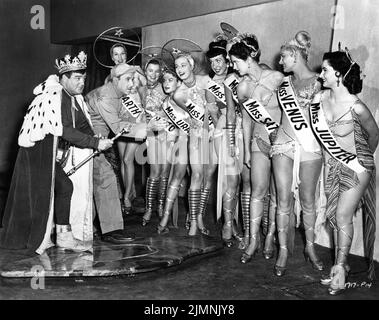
[121,94,144,118]
[185,99,215,130]
[242,98,279,134]
[310,93,365,173]
[163,99,191,135]
[223,74,239,103]
[277,77,319,152]
[207,79,226,105]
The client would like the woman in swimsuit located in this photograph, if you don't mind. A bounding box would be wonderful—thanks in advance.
[157,68,190,234]
[140,58,169,226]
[315,50,378,294]
[271,31,323,276]
[228,34,283,263]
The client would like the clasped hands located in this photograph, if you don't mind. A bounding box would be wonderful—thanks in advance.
[95,133,113,151]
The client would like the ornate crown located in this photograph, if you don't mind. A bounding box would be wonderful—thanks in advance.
[55,51,87,74]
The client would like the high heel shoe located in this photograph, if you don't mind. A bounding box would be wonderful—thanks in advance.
[274,264,286,277]
[198,227,210,236]
[240,251,256,264]
[304,248,324,271]
[240,239,260,264]
[274,245,288,277]
[223,238,234,248]
[320,264,350,286]
[157,224,169,235]
[142,217,150,226]
[185,214,190,230]
[263,248,274,260]
[142,210,152,226]
[328,264,347,295]
[121,203,133,217]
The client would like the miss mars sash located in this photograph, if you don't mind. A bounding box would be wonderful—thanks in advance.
[163,99,191,135]
[121,94,144,118]
[207,79,226,105]
[185,99,215,130]
[277,77,319,152]
[310,93,365,173]
[242,98,279,134]
[223,74,239,103]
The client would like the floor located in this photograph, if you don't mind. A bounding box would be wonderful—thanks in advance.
[0,198,378,300]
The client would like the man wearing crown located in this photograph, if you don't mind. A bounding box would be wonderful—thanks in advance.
[0,51,114,255]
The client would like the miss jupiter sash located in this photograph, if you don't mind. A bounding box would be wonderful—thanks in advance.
[121,94,144,118]
[162,99,191,135]
[207,79,226,105]
[242,98,279,134]
[310,93,366,173]
[185,99,214,130]
[223,74,239,103]
[277,76,319,152]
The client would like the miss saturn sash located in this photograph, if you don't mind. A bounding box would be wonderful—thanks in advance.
[185,99,214,130]
[163,100,191,135]
[277,77,319,152]
[310,93,365,173]
[242,98,279,134]
[223,74,240,103]
[207,79,226,105]
[121,94,144,118]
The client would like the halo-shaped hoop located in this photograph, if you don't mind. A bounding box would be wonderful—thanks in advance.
[93,26,141,68]
[140,46,173,71]
[162,38,207,75]
[220,22,240,40]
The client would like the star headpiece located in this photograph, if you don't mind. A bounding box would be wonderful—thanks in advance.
[140,46,171,71]
[162,39,206,75]
[337,42,365,81]
[55,51,87,75]
[93,26,142,68]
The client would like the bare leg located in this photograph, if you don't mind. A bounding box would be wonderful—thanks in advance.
[328,171,371,294]
[122,141,139,209]
[157,163,187,232]
[263,174,277,259]
[299,158,324,271]
[272,154,293,276]
[117,139,127,206]
[240,152,271,263]
[143,135,162,226]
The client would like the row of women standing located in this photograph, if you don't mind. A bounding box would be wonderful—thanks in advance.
[122,24,378,295]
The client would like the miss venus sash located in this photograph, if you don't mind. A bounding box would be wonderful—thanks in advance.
[185,99,214,130]
[242,98,279,134]
[277,77,319,152]
[207,79,226,105]
[121,94,144,118]
[223,74,239,102]
[310,93,365,173]
[163,100,191,135]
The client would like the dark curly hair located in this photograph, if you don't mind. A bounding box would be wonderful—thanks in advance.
[206,39,228,59]
[323,51,362,94]
[228,35,261,62]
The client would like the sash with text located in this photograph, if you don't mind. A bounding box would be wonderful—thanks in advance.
[310,93,365,173]
[277,77,319,152]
